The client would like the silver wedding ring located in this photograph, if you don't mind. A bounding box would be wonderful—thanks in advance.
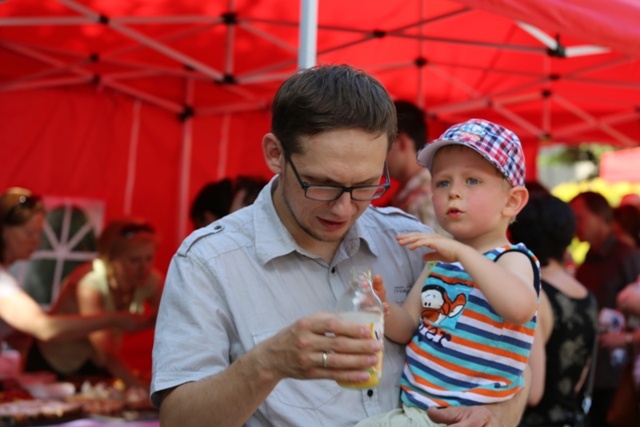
[322,351,329,369]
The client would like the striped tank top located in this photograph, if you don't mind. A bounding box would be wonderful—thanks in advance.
[401,243,540,409]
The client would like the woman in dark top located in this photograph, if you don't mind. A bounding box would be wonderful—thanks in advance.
[510,192,598,427]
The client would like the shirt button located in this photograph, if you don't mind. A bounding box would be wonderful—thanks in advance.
[367,389,373,397]
[331,267,336,274]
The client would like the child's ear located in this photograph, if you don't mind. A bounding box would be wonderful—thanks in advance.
[504,186,529,217]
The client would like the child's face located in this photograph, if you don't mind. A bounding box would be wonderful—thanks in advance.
[430,145,511,244]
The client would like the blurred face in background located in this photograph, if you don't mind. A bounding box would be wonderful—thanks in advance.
[109,239,156,292]
[2,211,44,264]
[570,197,602,246]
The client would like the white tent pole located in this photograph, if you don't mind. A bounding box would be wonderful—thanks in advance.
[124,99,142,215]
[298,0,318,69]
[177,78,195,242]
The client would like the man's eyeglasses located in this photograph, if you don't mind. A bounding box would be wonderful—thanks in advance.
[286,156,390,202]
[120,222,155,238]
[2,195,42,225]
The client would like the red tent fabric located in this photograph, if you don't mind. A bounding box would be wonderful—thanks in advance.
[459,0,640,56]
[1,0,640,271]
[600,148,640,183]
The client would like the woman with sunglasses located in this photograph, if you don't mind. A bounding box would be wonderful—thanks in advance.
[25,217,163,388]
[0,188,151,355]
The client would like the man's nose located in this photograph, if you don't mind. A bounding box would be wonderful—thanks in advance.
[330,191,356,215]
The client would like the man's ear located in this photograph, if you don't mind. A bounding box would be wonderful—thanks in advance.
[504,186,529,218]
[396,132,413,153]
[262,133,284,175]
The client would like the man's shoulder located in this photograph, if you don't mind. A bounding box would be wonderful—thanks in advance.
[362,205,432,233]
[177,212,254,257]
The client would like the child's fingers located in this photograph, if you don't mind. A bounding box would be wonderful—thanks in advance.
[372,274,387,302]
[422,251,443,263]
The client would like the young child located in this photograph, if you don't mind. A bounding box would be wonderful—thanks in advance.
[358,118,540,426]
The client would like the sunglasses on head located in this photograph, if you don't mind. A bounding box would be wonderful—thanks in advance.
[120,222,155,238]
[2,194,42,225]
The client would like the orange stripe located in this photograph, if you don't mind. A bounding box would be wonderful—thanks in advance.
[409,342,512,383]
[464,309,503,329]
[429,272,475,288]
[464,310,535,335]
[453,335,530,364]
[403,378,519,402]
[468,385,522,399]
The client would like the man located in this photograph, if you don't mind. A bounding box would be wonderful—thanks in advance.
[570,191,640,427]
[385,100,440,232]
[151,65,527,426]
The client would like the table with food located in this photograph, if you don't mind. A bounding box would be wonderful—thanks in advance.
[0,372,158,426]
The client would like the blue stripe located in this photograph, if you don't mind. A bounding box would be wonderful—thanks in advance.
[457,322,533,351]
[406,351,479,389]
[468,294,493,311]
[402,382,500,408]
[401,387,430,409]
[413,332,522,375]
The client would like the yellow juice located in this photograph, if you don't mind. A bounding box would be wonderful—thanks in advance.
[336,311,384,389]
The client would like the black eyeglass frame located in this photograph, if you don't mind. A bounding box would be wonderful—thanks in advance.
[286,156,391,202]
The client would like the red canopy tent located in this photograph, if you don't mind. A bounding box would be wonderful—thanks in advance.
[1,0,640,271]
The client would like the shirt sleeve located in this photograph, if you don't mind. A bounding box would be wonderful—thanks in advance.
[150,250,232,407]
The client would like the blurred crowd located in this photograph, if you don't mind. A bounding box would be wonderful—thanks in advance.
[0,175,268,392]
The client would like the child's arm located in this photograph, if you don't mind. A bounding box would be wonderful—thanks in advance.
[527,290,552,406]
[373,273,423,344]
[397,232,537,325]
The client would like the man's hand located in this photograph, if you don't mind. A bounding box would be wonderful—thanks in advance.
[426,362,531,427]
[117,312,155,332]
[427,406,498,427]
[599,331,630,349]
[257,312,382,384]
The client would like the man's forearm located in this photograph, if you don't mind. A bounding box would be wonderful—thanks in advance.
[159,350,280,427]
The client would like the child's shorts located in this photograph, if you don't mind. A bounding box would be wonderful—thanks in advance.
[354,404,446,427]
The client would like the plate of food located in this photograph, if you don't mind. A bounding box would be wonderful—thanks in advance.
[64,380,157,421]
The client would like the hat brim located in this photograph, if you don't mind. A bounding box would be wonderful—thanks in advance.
[416,139,473,170]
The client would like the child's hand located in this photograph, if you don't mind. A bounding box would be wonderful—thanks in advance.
[617,279,640,312]
[372,274,387,302]
[372,275,391,317]
[397,232,461,263]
